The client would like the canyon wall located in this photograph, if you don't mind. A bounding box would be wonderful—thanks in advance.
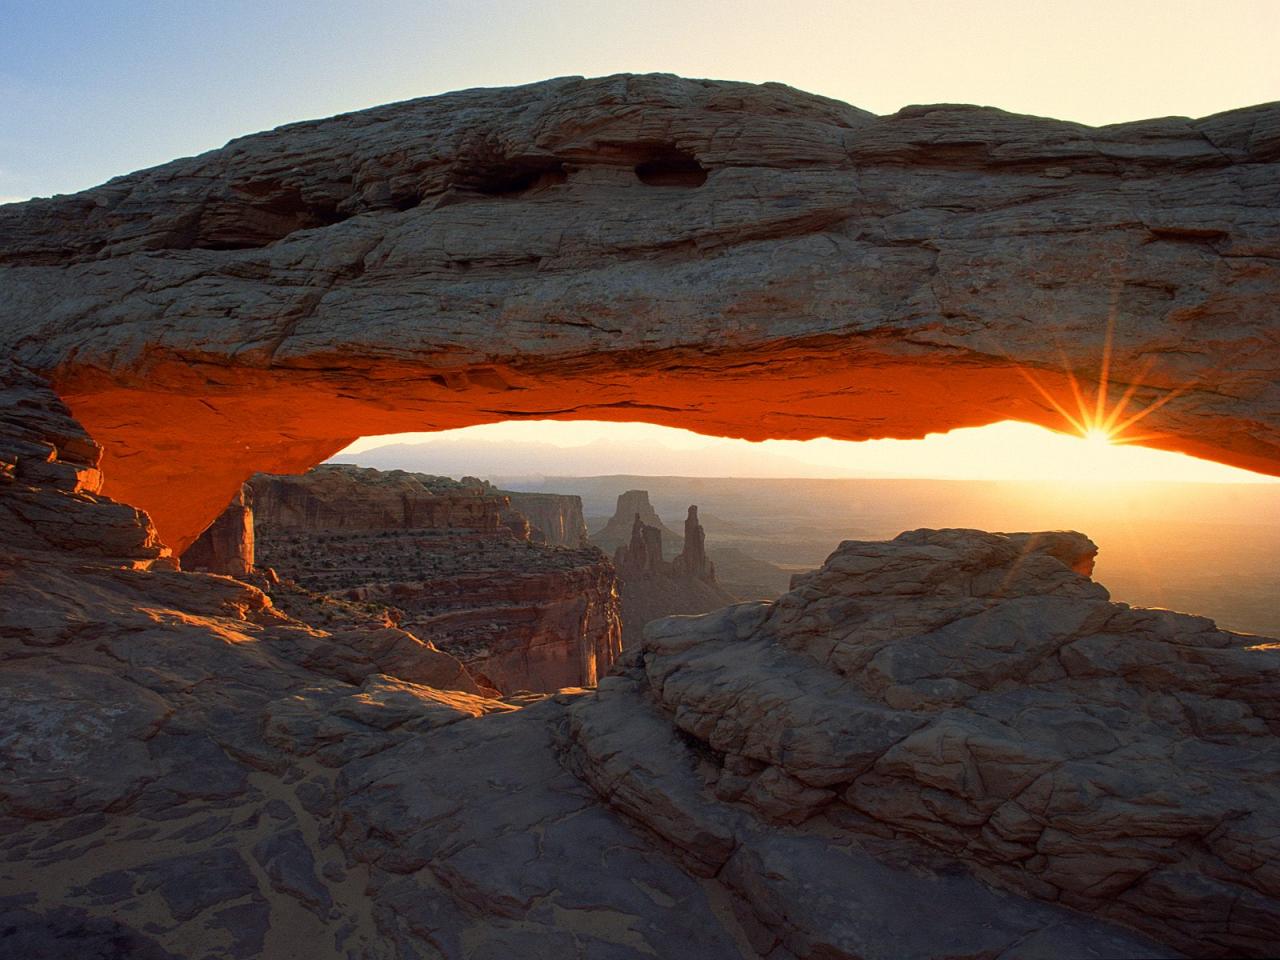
[502,490,589,547]
[0,76,1275,553]
[345,560,621,693]
[251,466,516,535]
[250,465,621,692]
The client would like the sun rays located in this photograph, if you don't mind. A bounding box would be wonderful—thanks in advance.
[1012,309,1202,449]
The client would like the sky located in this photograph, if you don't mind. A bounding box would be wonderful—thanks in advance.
[2,0,1277,202]
[4,1,1277,482]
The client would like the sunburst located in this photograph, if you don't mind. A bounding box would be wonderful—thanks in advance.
[1010,309,1199,449]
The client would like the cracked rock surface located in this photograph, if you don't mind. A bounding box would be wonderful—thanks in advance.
[566,529,1280,957]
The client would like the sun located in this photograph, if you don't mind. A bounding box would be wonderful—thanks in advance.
[1007,304,1203,456]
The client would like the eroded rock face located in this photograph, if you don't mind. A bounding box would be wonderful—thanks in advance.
[4,363,1207,957]
[502,490,589,547]
[181,484,254,575]
[0,364,170,570]
[251,464,623,692]
[251,464,520,535]
[672,504,715,581]
[0,75,1275,552]
[595,490,681,555]
[566,528,1280,957]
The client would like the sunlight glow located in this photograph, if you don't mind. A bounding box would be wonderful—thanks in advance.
[334,419,1278,485]
[1083,427,1113,446]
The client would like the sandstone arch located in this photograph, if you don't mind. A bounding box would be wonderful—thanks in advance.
[1,74,1276,552]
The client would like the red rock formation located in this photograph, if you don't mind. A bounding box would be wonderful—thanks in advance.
[608,495,736,645]
[594,490,682,558]
[1,362,1263,958]
[671,505,715,582]
[347,560,621,693]
[251,465,622,693]
[181,484,254,575]
[502,490,589,547]
[2,77,1275,553]
[0,364,172,570]
[251,465,516,535]
[615,513,666,576]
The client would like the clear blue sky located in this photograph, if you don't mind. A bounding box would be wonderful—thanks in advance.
[2,0,1277,202]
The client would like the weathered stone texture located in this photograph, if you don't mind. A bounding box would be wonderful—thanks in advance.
[250,464,624,692]
[566,528,1280,956]
[180,484,254,575]
[0,75,1274,551]
[503,490,589,546]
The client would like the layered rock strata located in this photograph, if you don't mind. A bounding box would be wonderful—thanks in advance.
[566,528,1280,957]
[501,490,589,547]
[1,76,1276,554]
[250,465,622,692]
[250,465,523,535]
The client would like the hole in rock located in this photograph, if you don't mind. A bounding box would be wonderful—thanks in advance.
[454,158,569,196]
[180,417,1279,699]
[634,148,708,187]
[166,181,353,250]
[391,192,424,212]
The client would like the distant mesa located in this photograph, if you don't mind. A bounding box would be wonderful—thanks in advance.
[592,489,683,558]
[602,491,736,646]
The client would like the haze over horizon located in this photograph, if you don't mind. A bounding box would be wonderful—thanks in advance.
[334,419,1280,485]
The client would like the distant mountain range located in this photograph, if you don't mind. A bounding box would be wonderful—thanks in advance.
[330,435,892,481]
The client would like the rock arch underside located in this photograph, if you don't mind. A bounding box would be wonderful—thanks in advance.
[3,75,1280,959]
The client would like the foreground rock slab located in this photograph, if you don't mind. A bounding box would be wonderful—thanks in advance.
[568,528,1280,957]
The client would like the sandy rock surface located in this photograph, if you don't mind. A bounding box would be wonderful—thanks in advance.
[568,528,1280,956]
